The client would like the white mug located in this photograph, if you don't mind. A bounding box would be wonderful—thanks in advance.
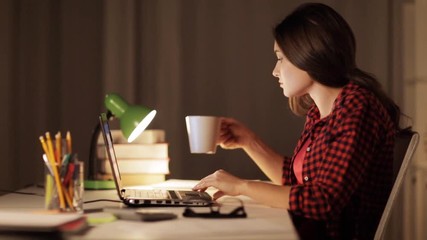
[185,116,221,154]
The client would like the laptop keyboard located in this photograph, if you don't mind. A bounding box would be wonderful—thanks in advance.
[125,189,169,200]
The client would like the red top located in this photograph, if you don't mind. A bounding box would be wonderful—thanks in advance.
[293,139,311,185]
[282,82,396,239]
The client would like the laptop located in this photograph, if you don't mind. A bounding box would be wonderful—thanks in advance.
[99,113,213,207]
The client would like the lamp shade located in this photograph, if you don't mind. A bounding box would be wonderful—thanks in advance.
[104,93,157,143]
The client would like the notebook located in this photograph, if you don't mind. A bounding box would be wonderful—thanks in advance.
[99,113,213,207]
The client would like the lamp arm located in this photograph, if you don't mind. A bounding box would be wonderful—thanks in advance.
[88,111,113,180]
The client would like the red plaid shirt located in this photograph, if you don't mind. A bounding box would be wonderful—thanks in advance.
[282,82,396,239]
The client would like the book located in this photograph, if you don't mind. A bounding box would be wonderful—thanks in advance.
[99,173,167,186]
[97,129,165,144]
[96,129,169,186]
[0,211,88,238]
[96,143,169,159]
[100,158,170,174]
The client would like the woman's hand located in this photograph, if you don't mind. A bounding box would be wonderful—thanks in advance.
[193,169,291,209]
[192,169,247,200]
[219,118,256,150]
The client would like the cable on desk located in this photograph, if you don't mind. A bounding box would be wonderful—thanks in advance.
[0,183,120,204]
[84,199,121,204]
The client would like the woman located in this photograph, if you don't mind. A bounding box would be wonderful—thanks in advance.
[192,3,401,240]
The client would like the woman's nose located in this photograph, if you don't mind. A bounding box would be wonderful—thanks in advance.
[272,68,279,78]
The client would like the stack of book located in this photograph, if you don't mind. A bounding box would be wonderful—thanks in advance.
[97,129,169,186]
[0,211,88,239]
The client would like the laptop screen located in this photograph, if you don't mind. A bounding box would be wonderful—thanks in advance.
[99,113,123,195]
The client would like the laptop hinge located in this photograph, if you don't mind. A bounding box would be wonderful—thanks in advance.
[120,189,126,199]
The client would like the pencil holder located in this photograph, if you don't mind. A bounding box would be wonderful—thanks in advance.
[43,154,84,212]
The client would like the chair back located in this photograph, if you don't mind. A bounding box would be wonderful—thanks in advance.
[374,129,419,240]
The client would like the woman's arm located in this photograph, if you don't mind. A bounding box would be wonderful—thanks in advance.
[242,180,291,209]
[243,135,286,184]
[193,169,290,209]
[219,118,285,184]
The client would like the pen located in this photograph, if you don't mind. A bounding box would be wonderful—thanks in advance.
[45,174,53,209]
[42,154,54,176]
[41,149,55,209]
[61,153,76,211]
[63,162,75,186]
[60,154,71,177]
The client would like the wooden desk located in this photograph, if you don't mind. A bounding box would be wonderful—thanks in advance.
[0,180,299,239]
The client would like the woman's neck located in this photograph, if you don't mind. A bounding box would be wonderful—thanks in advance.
[309,83,343,119]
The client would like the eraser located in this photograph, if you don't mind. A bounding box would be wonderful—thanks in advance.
[86,212,117,225]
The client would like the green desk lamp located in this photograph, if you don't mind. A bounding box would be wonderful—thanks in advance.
[84,93,157,189]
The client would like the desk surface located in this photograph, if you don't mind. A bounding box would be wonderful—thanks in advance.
[0,180,299,240]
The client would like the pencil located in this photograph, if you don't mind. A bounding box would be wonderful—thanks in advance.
[39,135,66,209]
[39,136,50,157]
[66,131,72,154]
[55,131,62,165]
[45,132,56,165]
[62,184,75,211]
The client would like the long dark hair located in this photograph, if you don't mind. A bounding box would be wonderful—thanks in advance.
[273,3,400,128]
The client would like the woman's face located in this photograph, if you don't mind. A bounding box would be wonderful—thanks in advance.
[272,41,313,97]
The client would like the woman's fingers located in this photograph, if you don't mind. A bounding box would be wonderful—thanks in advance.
[193,169,244,199]
[192,171,221,191]
[213,191,225,200]
[192,182,206,191]
[193,177,212,191]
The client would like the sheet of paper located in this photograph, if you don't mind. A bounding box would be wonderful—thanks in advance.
[0,211,83,230]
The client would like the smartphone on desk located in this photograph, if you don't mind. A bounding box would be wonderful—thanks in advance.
[103,207,177,222]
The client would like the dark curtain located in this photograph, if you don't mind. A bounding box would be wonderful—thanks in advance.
[0,0,392,189]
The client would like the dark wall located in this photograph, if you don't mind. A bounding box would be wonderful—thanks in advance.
[0,0,392,190]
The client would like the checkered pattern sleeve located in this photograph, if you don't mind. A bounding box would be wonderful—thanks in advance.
[288,91,388,220]
[282,156,292,185]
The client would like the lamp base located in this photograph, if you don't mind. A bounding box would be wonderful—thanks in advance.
[84,180,116,190]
